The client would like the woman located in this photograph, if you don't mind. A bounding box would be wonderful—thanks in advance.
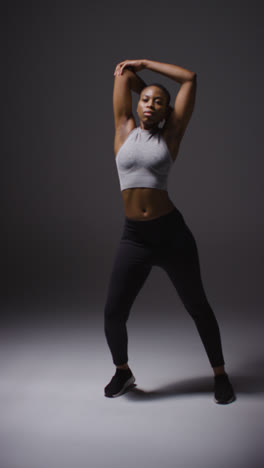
[104,59,235,404]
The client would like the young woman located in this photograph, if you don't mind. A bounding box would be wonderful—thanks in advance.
[104,59,235,404]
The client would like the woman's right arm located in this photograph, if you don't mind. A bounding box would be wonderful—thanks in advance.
[113,67,146,132]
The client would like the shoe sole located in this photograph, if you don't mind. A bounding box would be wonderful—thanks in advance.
[105,375,136,398]
[214,394,236,405]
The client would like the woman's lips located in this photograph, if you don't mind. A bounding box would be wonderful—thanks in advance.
[144,111,154,116]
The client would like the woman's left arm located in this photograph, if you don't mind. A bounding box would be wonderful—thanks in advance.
[143,59,196,83]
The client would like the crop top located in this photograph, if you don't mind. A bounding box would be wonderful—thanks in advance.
[115,126,174,192]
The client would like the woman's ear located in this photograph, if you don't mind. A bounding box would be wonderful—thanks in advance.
[160,105,173,129]
[166,105,173,119]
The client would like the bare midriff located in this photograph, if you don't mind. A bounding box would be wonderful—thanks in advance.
[121,187,176,221]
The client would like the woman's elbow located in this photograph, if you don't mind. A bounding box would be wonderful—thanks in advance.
[190,72,197,81]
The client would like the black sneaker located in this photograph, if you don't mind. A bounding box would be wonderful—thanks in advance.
[104,368,136,398]
[214,373,236,404]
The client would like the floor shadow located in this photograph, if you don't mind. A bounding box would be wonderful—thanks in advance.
[124,373,264,402]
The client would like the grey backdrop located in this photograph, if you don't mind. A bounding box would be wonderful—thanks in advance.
[3,1,263,320]
[1,3,264,468]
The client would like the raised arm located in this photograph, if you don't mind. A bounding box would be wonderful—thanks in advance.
[113,66,147,132]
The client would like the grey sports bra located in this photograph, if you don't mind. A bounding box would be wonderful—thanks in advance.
[115,126,174,192]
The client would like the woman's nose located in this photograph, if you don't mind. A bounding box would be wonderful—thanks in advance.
[147,102,154,109]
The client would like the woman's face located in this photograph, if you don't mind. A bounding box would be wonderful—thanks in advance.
[137,86,168,127]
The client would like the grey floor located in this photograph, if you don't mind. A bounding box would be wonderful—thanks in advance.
[0,306,263,468]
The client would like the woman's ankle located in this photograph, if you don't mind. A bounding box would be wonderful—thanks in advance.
[116,363,129,370]
[213,365,226,377]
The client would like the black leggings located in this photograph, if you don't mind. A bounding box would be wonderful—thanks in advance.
[104,206,225,368]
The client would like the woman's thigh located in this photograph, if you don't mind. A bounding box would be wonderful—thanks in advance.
[104,240,153,318]
[156,220,210,312]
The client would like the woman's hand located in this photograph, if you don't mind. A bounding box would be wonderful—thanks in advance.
[114,59,146,76]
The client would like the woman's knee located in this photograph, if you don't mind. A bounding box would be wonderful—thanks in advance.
[104,299,130,324]
[184,297,215,321]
